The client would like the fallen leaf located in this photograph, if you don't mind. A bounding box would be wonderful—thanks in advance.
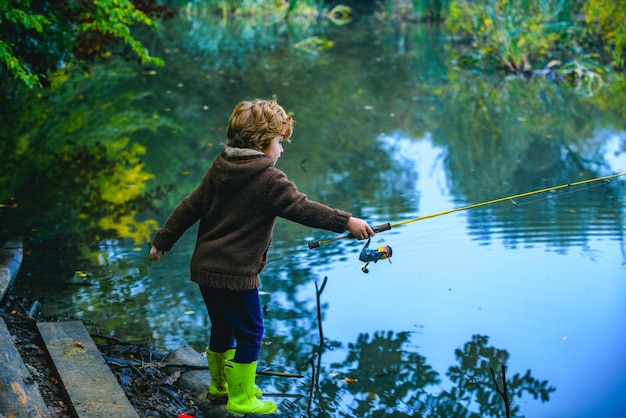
[159,369,183,386]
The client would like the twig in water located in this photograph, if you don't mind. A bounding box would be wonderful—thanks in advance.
[489,365,511,418]
[315,276,328,346]
[300,352,318,415]
[256,370,304,378]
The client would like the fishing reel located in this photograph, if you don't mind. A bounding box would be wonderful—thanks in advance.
[359,237,392,273]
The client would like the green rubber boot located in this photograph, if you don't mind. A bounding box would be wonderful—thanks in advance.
[224,350,263,399]
[225,359,277,415]
[206,348,232,403]
[206,348,262,403]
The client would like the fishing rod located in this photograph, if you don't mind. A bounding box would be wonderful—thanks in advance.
[308,172,626,271]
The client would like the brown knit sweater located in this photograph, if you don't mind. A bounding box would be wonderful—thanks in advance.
[152,147,351,290]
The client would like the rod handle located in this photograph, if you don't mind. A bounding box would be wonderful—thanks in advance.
[373,222,391,233]
[308,240,321,249]
[348,222,392,237]
[307,222,391,249]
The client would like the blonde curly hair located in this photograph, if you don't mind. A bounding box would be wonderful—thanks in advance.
[226,99,295,151]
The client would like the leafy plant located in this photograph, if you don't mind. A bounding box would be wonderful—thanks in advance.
[582,0,626,70]
[447,0,572,74]
[0,0,168,88]
[182,0,327,21]
[557,54,608,97]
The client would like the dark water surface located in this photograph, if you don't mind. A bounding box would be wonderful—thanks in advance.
[12,11,626,418]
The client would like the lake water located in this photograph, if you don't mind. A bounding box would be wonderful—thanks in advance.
[10,10,626,418]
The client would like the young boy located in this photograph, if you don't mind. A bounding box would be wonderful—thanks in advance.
[150,99,374,415]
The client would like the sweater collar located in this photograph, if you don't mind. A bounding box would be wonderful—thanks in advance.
[224,146,265,158]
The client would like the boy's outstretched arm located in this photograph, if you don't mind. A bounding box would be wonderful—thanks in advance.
[150,245,166,262]
[346,217,375,240]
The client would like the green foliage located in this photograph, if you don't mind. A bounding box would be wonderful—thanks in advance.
[172,2,351,73]
[182,0,327,21]
[75,0,164,65]
[445,0,625,83]
[557,54,609,97]
[0,0,67,88]
[0,0,166,88]
[447,0,572,73]
[582,0,626,70]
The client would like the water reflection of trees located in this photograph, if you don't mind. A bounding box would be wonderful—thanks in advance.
[268,331,555,417]
[0,63,176,246]
[1,14,621,417]
[255,271,556,417]
[430,74,626,252]
[25,241,560,417]
[4,6,624,256]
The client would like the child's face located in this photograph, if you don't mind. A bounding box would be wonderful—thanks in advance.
[263,135,285,166]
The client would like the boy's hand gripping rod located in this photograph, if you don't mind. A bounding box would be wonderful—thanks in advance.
[307,172,626,249]
[308,222,392,249]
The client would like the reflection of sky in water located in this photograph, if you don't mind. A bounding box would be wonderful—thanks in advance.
[606,130,626,171]
[312,133,626,418]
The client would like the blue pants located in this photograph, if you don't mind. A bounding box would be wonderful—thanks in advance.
[199,285,264,364]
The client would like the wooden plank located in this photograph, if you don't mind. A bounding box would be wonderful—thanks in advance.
[0,241,23,303]
[0,318,51,418]
[36,321,139,418]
